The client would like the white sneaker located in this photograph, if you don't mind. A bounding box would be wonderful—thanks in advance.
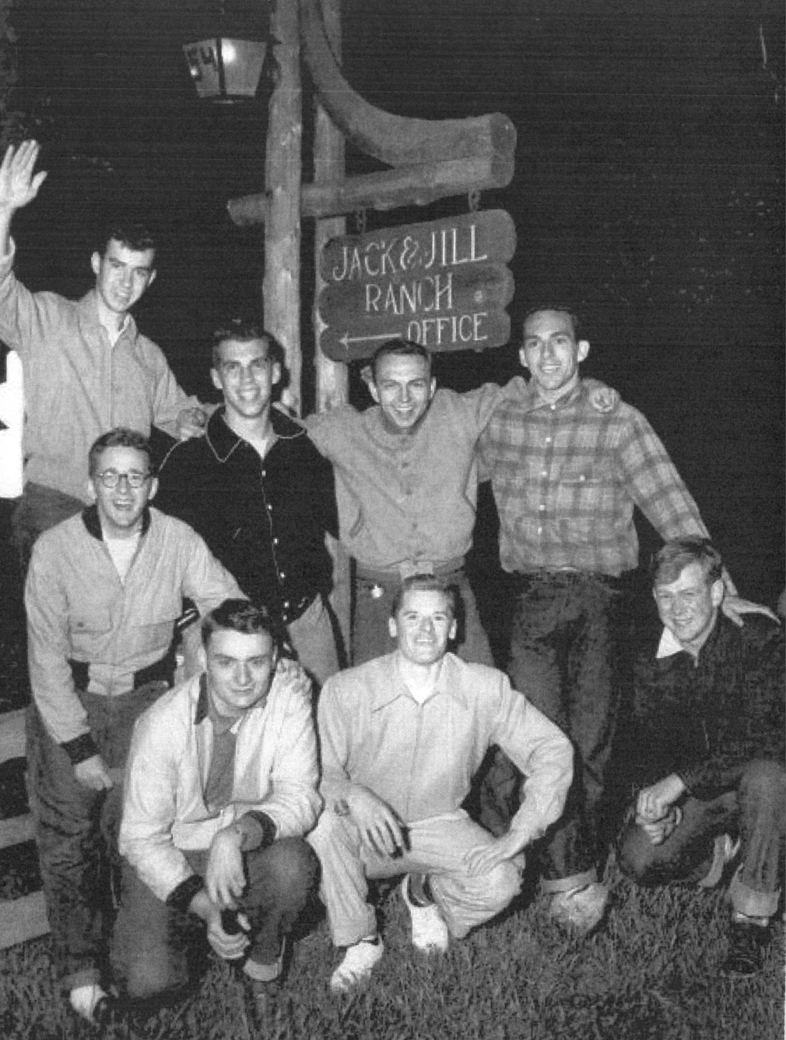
[549,881,608,935]
[400,875,449,953]
[330,936,384,994]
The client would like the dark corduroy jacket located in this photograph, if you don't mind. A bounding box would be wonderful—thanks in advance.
[155,406,338,626]
[629,612,784,799]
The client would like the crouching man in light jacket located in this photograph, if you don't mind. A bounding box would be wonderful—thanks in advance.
[113,599,321,1017]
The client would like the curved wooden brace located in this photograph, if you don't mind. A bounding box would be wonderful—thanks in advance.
[299,0,516,176]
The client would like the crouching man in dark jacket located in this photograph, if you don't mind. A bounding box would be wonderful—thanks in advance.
[617,537,783,978]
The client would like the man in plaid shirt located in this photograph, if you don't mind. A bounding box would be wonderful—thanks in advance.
[479,306,762,935]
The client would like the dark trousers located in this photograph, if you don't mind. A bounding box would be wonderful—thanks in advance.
[26,681,169,989]
[111,838,320,1005]
[506,571,627,885]
[11,481,84,576]
[617,759,785,919]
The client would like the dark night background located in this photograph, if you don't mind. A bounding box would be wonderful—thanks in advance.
[0,0,783,671]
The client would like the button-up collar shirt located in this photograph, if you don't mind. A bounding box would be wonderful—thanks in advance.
[0,242,197,501]
[479,379,709,576]
[318,652,573,847]
[306,381,525,572]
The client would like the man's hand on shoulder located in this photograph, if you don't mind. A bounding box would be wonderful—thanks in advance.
[0,140,47,215]
[721,594,779,627]
[73,754,113,791]
[274,656,312,702]
[463,832,524,877]
[346,786,405,858]
[584,379,620,414]
[175,405,211,441]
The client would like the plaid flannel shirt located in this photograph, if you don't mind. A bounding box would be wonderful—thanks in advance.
[479,380,709,576]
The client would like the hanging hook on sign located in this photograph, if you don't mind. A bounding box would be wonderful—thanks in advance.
[468,190,481,213]
[354,208,368,235]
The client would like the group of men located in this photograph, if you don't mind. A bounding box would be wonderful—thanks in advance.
[3,138,782,1025]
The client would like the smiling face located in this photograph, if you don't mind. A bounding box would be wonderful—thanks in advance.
[653,561,723,652]
[389,588,457,667]
[211,337,281,424]
[519,309,589,403]
[88,445,157,539]
[369,353,436,433]
[201,627,278,719]
[91,239,156,318]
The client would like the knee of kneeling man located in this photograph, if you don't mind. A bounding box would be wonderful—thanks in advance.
[740,758,785,796]
[485,861,521,908]
[617,825,658,883]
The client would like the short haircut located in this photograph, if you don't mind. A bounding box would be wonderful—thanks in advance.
[211,317,286,370]
[88,427,153,477]
[523,305,582,341]
[390,573,460,619]
[651,537,723,587]
[201,598,289,658]
[100,223,156,256]
[368,338,432,382]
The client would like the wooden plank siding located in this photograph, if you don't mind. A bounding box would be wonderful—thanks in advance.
[0,709,49,949]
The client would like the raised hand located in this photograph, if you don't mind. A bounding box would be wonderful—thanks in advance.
[0,140,48,212]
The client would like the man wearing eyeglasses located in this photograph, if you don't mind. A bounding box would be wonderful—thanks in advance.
[0,141,209,573]
[24,426,242,1025]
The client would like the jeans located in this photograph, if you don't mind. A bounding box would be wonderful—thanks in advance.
[26,681,169,989]
[308,810,521,948]
[287,593,341,688]
[111,838,319,1004]
[617,759,785,918]
[506,571,627,887]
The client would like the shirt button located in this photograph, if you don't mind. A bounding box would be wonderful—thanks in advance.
[541,469,548,477]
[273,537,279,545]
[279,571,286,579]
[545,437,552,445]
[539,504,545,512]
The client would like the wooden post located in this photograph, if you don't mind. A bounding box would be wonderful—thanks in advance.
[265,0,303,414]
[313,0,350,655]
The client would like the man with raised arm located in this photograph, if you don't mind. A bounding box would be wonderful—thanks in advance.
[617,538,783,978]
[0,141,207,569]
[114,600,320,1022]
[308,574,573,993]
[25,428,241,1025]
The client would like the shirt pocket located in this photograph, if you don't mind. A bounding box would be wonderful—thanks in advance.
[554,460,614,519]
[72,609,113,638]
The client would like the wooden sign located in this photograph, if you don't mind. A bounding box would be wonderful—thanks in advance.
[318,210,516,362]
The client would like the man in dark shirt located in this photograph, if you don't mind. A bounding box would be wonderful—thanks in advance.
[155,316,340,686]
[617,537,784,978]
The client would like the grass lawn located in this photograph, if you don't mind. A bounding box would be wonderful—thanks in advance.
[1,864,782,1040]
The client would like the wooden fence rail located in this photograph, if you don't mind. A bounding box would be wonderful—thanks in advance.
[0,708,49,949]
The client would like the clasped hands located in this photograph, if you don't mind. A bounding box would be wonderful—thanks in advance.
[635,773,686,845]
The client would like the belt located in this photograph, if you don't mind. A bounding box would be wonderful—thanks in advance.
[69,650,176,694]
[356,556,466,585]
[510,568,629,590]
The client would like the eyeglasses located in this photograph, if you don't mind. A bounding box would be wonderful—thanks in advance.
[94,470,152,489]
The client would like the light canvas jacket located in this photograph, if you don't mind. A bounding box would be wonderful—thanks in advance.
[119,670,321,903]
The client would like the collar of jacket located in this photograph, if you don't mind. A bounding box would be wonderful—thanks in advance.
[204,404,307,464]
[81,503,152,541]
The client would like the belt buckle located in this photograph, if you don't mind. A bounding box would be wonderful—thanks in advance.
[399,560,434,580]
